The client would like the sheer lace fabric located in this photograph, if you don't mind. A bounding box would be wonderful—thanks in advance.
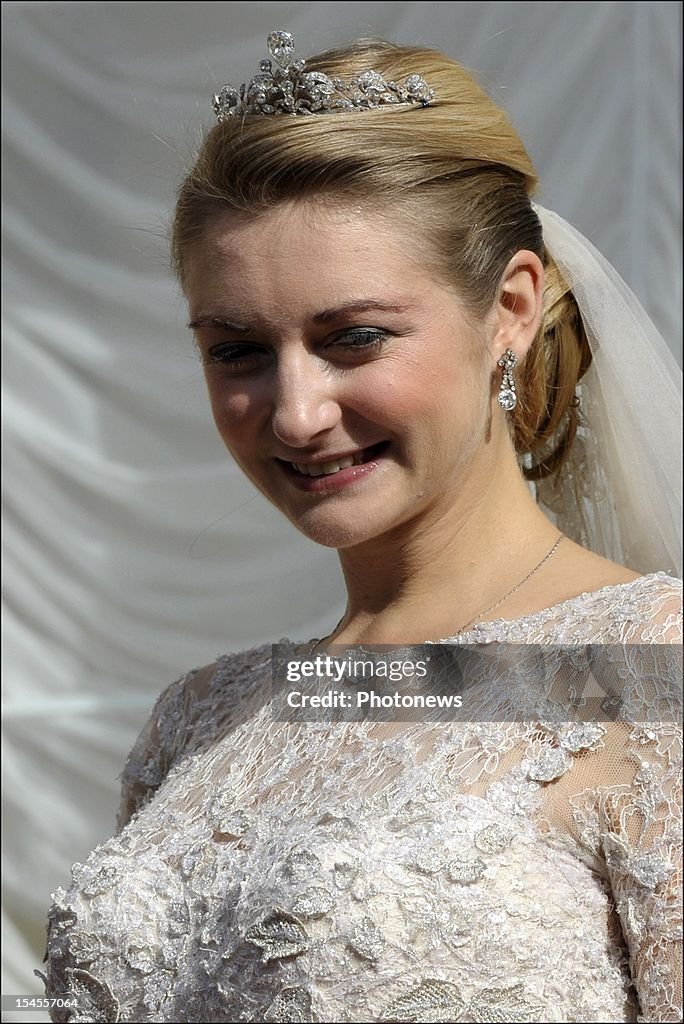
[38,573,683,1023]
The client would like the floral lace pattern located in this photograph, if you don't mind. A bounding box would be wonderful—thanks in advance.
[37,573,682,1022]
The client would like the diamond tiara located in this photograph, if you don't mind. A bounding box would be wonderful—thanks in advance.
[212,30,435,120]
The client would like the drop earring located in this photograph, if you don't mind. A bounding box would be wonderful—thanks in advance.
[497,349,518,410]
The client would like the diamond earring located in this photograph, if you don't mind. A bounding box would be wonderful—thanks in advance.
[497,349,518,410]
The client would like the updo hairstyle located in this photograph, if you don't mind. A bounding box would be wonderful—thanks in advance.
[172,40,592,481]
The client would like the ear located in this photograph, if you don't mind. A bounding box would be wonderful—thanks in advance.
[490,250,544,362]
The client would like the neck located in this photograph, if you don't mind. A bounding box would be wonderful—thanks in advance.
[333,447,559,644]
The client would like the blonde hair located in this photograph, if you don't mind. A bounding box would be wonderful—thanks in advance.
[172,39,591,480]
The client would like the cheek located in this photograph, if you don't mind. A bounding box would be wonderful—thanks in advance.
[357,349,484,427]
[205,378,265,450]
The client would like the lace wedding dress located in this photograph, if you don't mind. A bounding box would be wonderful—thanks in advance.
[38,572,683,1023]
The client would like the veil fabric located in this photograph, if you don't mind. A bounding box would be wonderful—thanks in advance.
[532,205,682,579]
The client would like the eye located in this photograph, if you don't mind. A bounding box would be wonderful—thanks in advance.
[205,343,269,373]
[328,329,388,355]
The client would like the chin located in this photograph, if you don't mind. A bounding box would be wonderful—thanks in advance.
[288,515,378,550]
[292,497,434,550]
[276,500,397,549]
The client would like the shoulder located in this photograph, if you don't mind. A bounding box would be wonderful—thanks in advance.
[116,643,272,832]
[149,642,274,748]
[162,642,273,710]
[570,570,682,644]
[475,570,682,644]
[544,540,681,642]
[607,572,682,643]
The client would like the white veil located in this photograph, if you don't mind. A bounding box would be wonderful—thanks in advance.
[532,205,682,579]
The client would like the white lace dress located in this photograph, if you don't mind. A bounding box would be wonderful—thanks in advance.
[38,573,683,1023]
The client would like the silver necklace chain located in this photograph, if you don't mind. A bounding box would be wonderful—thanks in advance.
[312,533,565,649]
[456,533,564,634]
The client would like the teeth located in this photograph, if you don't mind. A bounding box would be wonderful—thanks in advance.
[292,455,356,477]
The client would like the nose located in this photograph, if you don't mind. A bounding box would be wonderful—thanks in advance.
[270,357,342,448]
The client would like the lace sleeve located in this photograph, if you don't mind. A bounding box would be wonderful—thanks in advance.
[598,723,683,1022]
[603,590,682,1023]
[115,663,215,833]
[115,645,272,833]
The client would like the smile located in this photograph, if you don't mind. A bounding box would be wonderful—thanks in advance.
[291,449,373,477]
[278,442,389,491]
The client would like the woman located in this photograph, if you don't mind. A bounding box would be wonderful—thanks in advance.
[38,34,682,1023]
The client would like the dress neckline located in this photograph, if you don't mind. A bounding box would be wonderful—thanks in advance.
[305,571,678,649]
[439,570,676,641]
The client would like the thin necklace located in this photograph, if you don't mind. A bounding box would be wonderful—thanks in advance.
[455,533,564,634]
[312,534,565,649]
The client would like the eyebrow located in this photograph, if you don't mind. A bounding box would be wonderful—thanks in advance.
[187,315,250,332]
[186,300,415,331]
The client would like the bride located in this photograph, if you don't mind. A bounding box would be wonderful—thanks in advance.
[38,33,681,1023]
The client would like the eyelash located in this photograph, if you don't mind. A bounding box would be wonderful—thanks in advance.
[206,343,264,369]
[206,330,388,370]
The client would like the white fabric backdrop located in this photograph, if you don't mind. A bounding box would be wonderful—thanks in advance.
[2,1,681,1017]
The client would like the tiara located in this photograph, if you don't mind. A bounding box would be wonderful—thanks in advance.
[212,31,435,120]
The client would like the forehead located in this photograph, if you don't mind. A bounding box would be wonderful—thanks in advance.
[183,200,436,312]
[198,199,413,255]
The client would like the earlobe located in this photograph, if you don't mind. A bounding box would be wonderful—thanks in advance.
[493,250,544,360]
